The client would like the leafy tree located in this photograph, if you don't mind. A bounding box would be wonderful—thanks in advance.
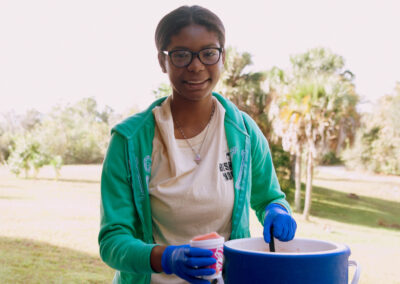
[342,82,400,174]
[0,127,12,164]
[0,109,42,163]
[5,97,115,171]
[153,82,172,99]
[218,47,272,137]
[7,134,46,178]
[20,109,42,131]
[270,48,360,219]
[49,155,63,181]
[7,133,63,179]
[218,47,293,191]
[33,97,112,164]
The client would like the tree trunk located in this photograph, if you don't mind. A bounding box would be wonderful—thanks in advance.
[303,148,314,220]
[33,167,39,179]
[335,118,346,156]
[290,155,296,181]
[294,148,302,212]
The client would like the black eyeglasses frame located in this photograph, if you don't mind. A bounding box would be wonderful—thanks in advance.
[162,47,223,68]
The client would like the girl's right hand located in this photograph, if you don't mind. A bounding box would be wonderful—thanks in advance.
[161,244,216,283]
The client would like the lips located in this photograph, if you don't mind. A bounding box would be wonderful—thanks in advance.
[184,79,210,84]
[183,78,210,90]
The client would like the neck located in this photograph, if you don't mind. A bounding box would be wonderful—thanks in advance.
[171,95,214,125]
[170,94,215,138]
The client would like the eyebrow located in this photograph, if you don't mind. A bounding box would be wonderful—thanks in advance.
[167,44,221,51]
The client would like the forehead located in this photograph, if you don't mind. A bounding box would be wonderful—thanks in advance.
[167,24,220,50]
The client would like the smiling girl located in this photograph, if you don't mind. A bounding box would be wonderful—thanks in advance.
[99,5,296,284]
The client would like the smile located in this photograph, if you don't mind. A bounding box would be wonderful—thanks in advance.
[183,79,210,90]
[184,79,210,84]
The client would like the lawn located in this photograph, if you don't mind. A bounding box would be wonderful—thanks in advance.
[0,237,113,283]
[1,165,399,283]
[0,165,114,283]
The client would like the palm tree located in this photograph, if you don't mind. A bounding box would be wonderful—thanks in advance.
[271,48,360,219]
[219,48,294,192]
[271,76,325,215]
[218,47,271,137]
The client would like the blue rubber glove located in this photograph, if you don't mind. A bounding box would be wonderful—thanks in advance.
[161,244,216,284]
[263,203,297,243]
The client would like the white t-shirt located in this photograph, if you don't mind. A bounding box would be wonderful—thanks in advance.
[149,96,234,284]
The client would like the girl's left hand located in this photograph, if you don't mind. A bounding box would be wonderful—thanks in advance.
[263,203,297,243]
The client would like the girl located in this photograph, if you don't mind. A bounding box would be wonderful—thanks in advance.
[99,5,296,284]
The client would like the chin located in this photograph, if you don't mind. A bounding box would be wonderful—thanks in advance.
[176,89,213,102]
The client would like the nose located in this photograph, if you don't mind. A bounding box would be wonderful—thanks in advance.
[187,54,205,72]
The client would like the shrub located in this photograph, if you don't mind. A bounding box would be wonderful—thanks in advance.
[320,151,342,165]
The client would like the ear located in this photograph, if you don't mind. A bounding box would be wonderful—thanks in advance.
[221,48,226,65]
[158,52,167,73]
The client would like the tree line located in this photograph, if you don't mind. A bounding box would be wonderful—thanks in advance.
[1,46,399,219]
[219,47,361,219]
[0,98,123,179]
[218,47,398,219]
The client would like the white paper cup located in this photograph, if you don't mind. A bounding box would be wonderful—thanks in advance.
[190,237,225,280]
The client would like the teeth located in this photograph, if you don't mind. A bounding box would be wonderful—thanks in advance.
[187,80,206,84]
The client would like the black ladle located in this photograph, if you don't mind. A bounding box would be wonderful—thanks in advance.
[269,226,275,252]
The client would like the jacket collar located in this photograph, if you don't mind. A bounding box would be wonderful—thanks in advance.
[112,92,247,138]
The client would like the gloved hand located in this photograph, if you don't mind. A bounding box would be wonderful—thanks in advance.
[161,244,216,284]
[263,203,297,243]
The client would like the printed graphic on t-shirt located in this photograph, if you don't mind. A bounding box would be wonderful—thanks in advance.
[219,152,233,181]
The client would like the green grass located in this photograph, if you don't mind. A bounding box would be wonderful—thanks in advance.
[0,237,114,283]
[1,165,400,283]
[249,167,400,284]
[0,165,114,283]
[281,168,400,231]
[311,185,400,229]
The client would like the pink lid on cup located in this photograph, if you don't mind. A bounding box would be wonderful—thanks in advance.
[191,232,222,241]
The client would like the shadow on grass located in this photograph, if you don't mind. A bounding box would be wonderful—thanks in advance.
[288,185,400,231]
[0,195,26,200]
[0,236,114,283]
[315,176,400,188]
[0,184,21,189]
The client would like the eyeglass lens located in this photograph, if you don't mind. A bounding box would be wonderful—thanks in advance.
[170,48,221,67]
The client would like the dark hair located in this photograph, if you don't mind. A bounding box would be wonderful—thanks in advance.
[155,5,225,52]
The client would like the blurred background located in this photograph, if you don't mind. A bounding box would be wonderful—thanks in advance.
[1,0,399,283]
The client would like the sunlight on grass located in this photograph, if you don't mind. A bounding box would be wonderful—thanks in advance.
[251,167,400,284]
[0,237,114,283]
[1,165,400,283]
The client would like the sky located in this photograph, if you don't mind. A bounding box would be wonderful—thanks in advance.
[1,0,399,115]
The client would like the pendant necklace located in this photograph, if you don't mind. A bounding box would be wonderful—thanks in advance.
[173,102,215,164]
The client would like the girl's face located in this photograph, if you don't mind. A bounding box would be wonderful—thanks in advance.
[159,24,225,103]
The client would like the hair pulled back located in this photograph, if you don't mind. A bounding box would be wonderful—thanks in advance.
[155,5,225,52]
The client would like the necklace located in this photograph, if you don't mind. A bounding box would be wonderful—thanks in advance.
[173,102,215,164]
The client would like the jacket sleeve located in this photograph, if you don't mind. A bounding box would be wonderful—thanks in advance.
[242,112,292,224]
[98,132,157,274]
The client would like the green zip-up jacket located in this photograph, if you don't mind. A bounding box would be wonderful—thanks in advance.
[99,93,291,284]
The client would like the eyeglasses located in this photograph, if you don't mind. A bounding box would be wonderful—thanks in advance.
[162,47,223,68]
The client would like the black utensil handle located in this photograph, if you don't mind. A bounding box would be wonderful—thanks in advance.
[269,226,275,252]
